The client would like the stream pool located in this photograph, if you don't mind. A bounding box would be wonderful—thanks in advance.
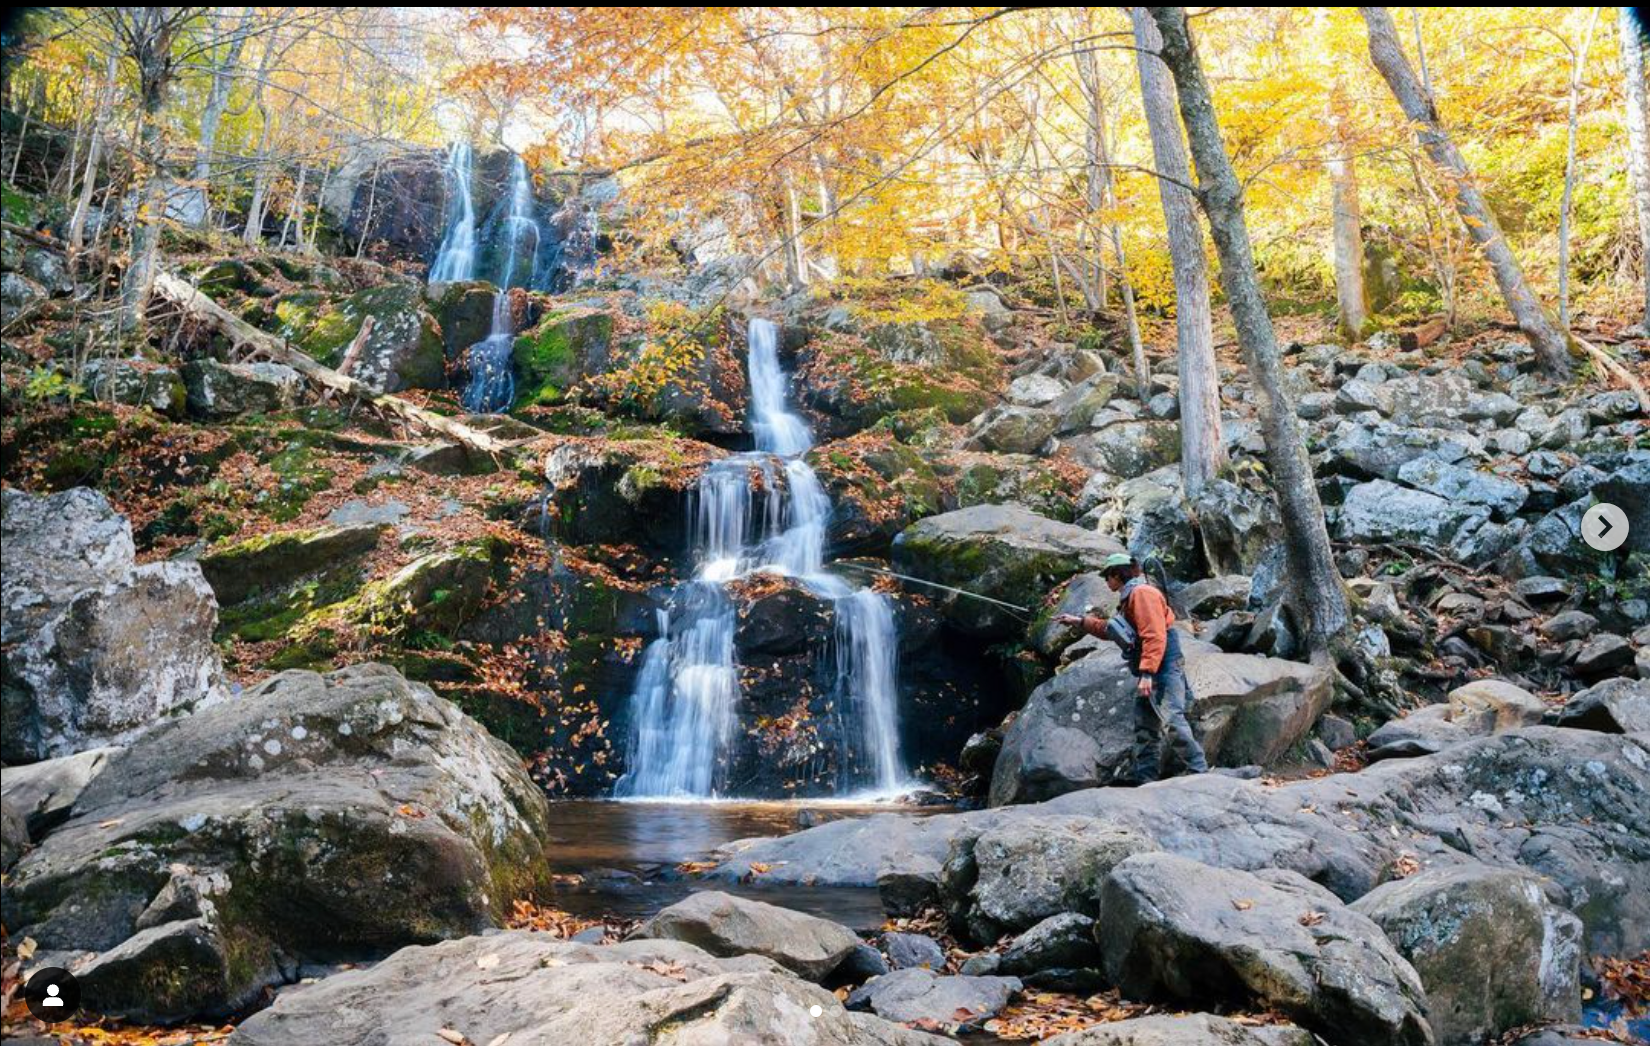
[538,798,951,931]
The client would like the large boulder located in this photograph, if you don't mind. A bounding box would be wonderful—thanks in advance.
[197,523,385,606]
[1062,420,1181,479]
[542,434,729,550]
[182,359,304,419]
[989,641,1331,806]
[968,404,1058,454]
[1337,479,1491,562]
[511,304,615,406]
[231,933,944,1046]
[628,890,862,980]
[80,358,186,416]
[1395,459,1527,522]
[846,968,1021,1026]
[1,487,135,641]
[892,505,1123,638]
[948,815,1152,937]
[0,746,119,840]
[1549,677,1650,733]
[1351,865,1582,1046]
[275,282,445,393]
[4,555,227,763]
[4,664,553,1024]
[1098,853,1431,1046]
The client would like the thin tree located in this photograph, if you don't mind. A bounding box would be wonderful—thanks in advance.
[1319,8,1369,340]
[1128,8,1226,498]
[1621,8,1650,330]
[192,8,255,228]
[1146,6,1349,658]
[1360,6,1572,376]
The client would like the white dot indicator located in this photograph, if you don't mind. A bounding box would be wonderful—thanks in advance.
[809,1004,823,1018]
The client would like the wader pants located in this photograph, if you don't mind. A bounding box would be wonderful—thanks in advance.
[1131,627,1209,783]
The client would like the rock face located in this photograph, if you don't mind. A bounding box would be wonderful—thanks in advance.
[990,641,1330,806]
[948,816,1152,938]
[231,933,944,1046]
[2,488,227,764]
[542,435,728,550]
[1098,853,1432,1046]
[892,505,1123,638]
[1351,865,1582,1046]
[629,890,863,980]
[1549,677,1650,733]
[4,664,552,1024]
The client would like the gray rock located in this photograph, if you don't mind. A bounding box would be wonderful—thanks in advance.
[964,816,1152,933]
[1098,853,1430,1046]
[1007,373,1067,407]
[1044,1014,1313,1046]
[197,523,385,606]
[997,912,1098,975]
[1062,421,1181,479]
[838,941,892,981]
[629,890,861,980]
[231,933,945,1046]
[1,801,27,871]
[1447,679,1548,732]
[1051,373,1123,434]
[1549,677,1650,733]
[1,270,46,311]
[1338,479,1492,562]
[1191,480,1283,577]
[990,641,1330,806]
[1395,459,1528,521]
[1033,573,1118,657]
[1178,575,1252,619]
[1335,378,1388,414]
[1574,633,1634,677]
[969,404,1058,454]
[1,487,135,643]
[0,746,119,838]
[893,505,1123,639]
[6,561,228,763]
[1539,610,1598,642]
[1318,714,1357,751]
[6,663,553,1024]
[846,968,1021,1026]
[1352,864,1581,1046]
[80,358,185,416]
[883,931,946,971]
[1593,458,1649,553]
[182,359,303,418]
[1328,419,1484,481]
[1366,704,1480,760]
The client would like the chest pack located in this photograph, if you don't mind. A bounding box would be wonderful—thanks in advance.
[1103,577,1148,671]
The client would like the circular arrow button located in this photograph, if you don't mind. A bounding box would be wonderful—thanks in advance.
[1582,502,1629,553]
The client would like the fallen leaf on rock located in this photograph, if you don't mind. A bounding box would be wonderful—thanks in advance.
[484,1035,511,1046]
[677,860,716,875]
[436,1029,468,1045]
[97,819,124,829]
[1299,910,1325,927]
[1233,899,1253,911]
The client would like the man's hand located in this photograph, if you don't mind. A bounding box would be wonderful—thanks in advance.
[1136,676,1154,697]
[1055,613,1083,626]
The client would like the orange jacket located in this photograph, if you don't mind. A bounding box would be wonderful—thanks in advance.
[1082,582,1176,674]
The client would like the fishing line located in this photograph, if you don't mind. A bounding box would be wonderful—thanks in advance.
[836,562,1037,621]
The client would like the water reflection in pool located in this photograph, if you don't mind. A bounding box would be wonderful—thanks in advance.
[539,799,950,932]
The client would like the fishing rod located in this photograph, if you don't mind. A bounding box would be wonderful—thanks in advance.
[835,562,1034,617]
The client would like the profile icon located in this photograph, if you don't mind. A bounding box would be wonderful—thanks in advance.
[23,967,80,1022]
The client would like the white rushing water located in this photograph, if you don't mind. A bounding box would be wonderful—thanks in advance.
[616,318,906,799]
[463,155,539,413]
[429,142,476,283]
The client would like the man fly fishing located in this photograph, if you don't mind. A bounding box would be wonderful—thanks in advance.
[1057,553,1208,785]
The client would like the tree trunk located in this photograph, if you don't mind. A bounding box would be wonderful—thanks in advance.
[1360,5,1572,376]
[1147,6,1349,657]
[1559,9,1601,331]
[1621,8,1650,329]
[279,163,308,249]
[120,27,178,335]
[1130,8,1226,498]
[1326,89,1369,340]
[69,56,118,259]
[194,9,253,228]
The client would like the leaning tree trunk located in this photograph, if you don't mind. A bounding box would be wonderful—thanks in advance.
[1622,8,1650,330]
[1129,8,1226,498]
[1360,6,1572,376]
[120,53,174,334]
[69,55,118,260]
[1147,6,1349,657]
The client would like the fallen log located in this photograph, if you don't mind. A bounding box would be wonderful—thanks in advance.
[153,271,520,457]
[1573,332,1650,415]
[1398,315,1449,352]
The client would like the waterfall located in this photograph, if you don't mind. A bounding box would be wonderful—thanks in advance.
[462,156,540,414]
[616,318,906,799]
[429,142,476,283]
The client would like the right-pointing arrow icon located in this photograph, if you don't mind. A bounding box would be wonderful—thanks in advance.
[1582,502,1629,553]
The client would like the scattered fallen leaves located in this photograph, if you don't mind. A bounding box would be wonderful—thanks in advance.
[1391,853,1422,878]
[1299,910,1325,927]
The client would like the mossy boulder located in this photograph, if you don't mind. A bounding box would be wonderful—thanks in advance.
[512,305,615,407]
[274,282,444,393]
[198,523,385,607]
[1063,420,1181,480]
[426,280,498,358]
[542,434,727,550]
[807,433,945,554]
[892,504,1123,639]
[3,663,553,1025]
[949,452,1081,523]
